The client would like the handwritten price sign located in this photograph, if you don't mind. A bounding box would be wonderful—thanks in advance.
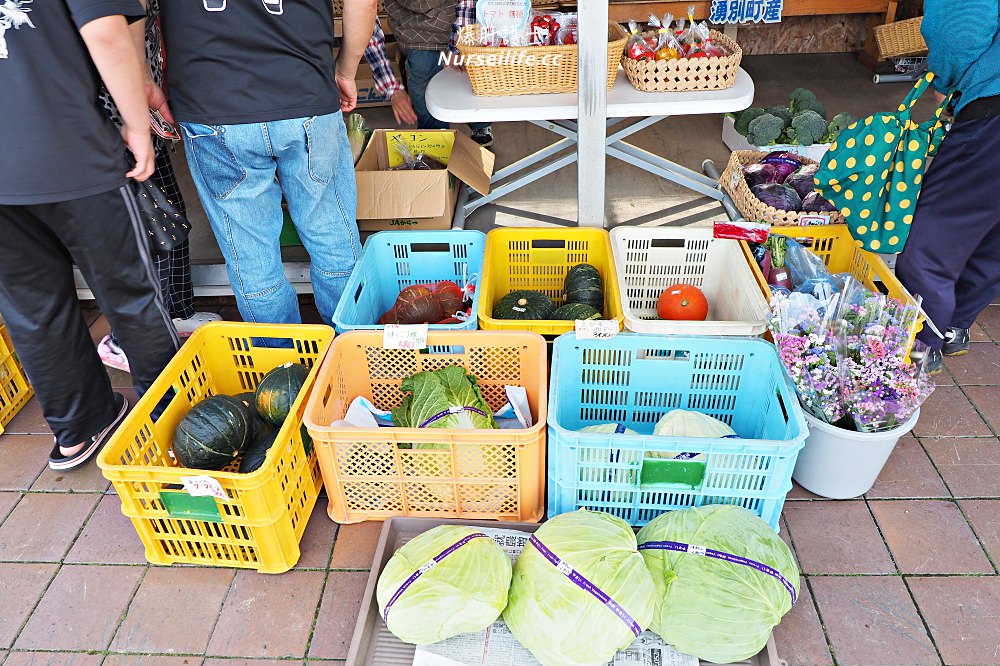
[383,324,429,350]
[575,319,619,340]
[180,475,229,502]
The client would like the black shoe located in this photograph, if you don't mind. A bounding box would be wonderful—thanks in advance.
[923,348,944,376]
[48,393,129,471]
[942,327,971,356]
[470,126,493,148]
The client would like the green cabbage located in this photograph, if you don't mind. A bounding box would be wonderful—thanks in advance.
[504,510,655,666]
[637,505,799,663]
[376,525,511,645]
[392,365,497,430]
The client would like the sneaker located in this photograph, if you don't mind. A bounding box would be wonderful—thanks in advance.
[470,126,493,148]
[942,327,971,356]
[173,311,222,337]
[48,392,129,470]
[97,334,130,374]
[923,348,944,376]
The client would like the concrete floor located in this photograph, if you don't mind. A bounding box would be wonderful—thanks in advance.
[178,53,939,266]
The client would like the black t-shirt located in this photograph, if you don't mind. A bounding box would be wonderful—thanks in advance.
[158,0,341,125]
[0,0,144,205]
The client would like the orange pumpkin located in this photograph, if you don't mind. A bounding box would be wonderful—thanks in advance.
[657,284,708,321]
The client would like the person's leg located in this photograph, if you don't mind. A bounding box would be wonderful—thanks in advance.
[0,201,123,451]
[895,115,1000,352]
[271,112,361,324]
[55,187,180,401]
[950,220,1000,329]
[404,49,449,130]
[180,121,299,324]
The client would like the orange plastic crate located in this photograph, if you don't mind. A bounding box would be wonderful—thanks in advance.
[0,318,32,435]
[97,322,334,573]
[304,330,548,524]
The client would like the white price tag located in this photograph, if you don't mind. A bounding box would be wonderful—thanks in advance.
[729,170,741,191]
[180,475,228,502]
[799,214,831,226]
[383,323,429,350]
[686,544,708,556]
[575,319,618,340]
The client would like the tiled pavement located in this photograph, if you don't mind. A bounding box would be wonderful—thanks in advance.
[1,302,999,666]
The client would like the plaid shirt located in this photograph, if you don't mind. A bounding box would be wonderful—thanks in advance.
[450,0,475,52]
[364,18,404,97]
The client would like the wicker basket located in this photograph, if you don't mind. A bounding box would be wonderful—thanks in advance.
[621,30,741,92]
[721,150,846,227]
[873,17,927,59]
[457,22,627,96]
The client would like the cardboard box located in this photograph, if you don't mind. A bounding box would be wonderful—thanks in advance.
[355,129,495,231]
[722,115,832,162]
[335,43,401,109]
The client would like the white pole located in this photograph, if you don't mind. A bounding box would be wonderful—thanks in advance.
[575,0,609,227]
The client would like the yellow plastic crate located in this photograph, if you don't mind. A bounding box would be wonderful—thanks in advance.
[304,330,548,524]
[97,322,334,573]
[744,225,924,350]
[0,318,32,436]
[478,228,624,335]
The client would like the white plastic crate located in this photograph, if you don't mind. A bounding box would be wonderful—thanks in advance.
[610,227,770,336]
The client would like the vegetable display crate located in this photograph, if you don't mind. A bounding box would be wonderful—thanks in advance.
[610,227,770,336]
[547,333,807,532]
[721,150,846,227]
[478,228,624,336]
[304,330,548,524]
[0,319,32,436]
[333,230,485,333]
[346,516,786,666]
[743,225,925,351]
[97,322,334,574]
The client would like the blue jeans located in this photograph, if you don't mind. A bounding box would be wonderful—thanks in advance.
[181,111,360,326]
[405,49,490,132]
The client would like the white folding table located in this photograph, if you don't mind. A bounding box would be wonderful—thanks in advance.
[425,67,755,228]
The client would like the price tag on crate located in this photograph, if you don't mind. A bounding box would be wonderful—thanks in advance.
[575,319,618,340]
[180,475,229,502]
[383,324,429,350]
[799,214,831,226]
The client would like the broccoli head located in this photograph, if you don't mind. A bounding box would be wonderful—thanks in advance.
[788,88,817,113]
[734,108,766,136]
[767,105,793,128]
[794,99,828,120]
[785,110,828,146]
[823,112,858,143]
[747,113,785,146]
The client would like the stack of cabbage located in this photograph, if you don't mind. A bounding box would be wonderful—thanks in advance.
[376,506,799,665]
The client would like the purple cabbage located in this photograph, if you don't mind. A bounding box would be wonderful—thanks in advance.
[760,151,803,180]
[784,164,819,199]
[801,191,837,213]
[743,163,783,188]
[752,183,802,212]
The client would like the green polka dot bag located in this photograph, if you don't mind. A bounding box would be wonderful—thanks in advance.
[814,73,950,254]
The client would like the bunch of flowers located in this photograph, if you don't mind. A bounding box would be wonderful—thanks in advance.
[768,279,934,433]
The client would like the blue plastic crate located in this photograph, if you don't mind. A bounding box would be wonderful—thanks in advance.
[333,231,486,333]
[547,333,807,531]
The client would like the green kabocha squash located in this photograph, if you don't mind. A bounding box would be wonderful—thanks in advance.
[552,303,601,320]
[239,424,278,474]
[255,362,310,427]
[564,263,604,311]
[173,395,252,470]
[493,290,555,320]
[235,391,268,440]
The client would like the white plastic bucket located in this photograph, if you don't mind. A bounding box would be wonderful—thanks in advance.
[792,409,921,499]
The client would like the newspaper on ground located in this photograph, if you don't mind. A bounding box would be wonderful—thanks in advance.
[410,527,699,666]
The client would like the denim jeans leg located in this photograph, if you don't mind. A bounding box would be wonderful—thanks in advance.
[271,112,361,325]
[180,121,301,325]
[405,49,449,130]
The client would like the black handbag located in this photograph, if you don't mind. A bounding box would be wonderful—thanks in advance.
[130,175,191,255]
